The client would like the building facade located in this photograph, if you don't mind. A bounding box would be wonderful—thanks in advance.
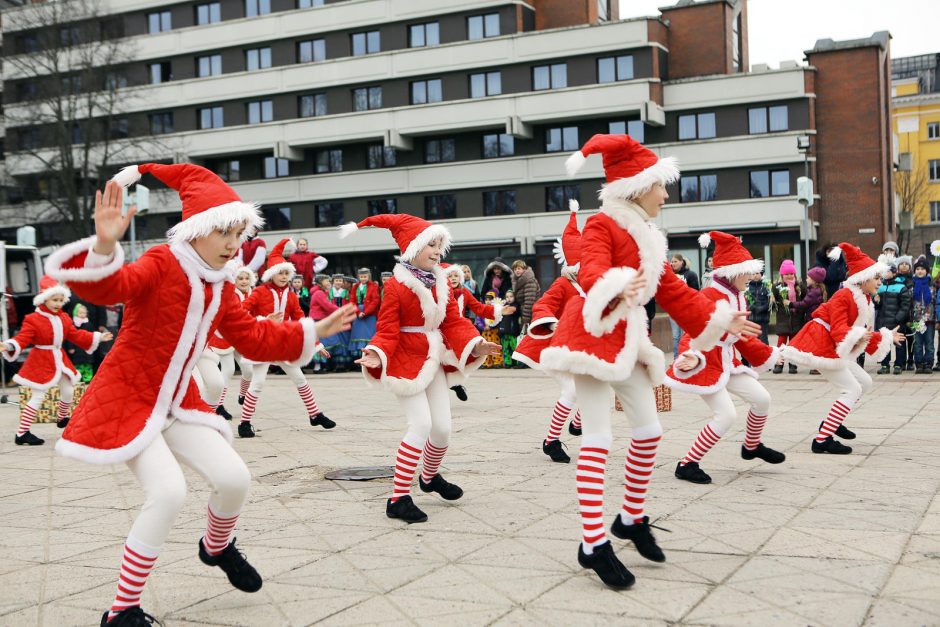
[0,0,895,283]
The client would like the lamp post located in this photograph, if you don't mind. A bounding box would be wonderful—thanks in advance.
[796,135,813,272]
[122,183,150,261]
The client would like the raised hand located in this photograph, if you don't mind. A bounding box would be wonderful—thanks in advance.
[317,347,331,359]
[355,348,381,369]
[100,331,114,342]
[728,310,762,337]
[93,180,135,256]
[472,340,501,357]
[315,304,356,339]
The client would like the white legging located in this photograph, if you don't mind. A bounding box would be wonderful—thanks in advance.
[552,372,577,408]
[574,368,663,446]
[248,361,306,394]
[26,374,74,410]
[196,350,224,406]
[126,419,250,548]
[700,373,772,436]
[820,361,873,408]
[398,368,452,448]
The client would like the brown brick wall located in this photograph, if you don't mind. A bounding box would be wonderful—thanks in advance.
[660,2,730,79]
[528,0,592,30]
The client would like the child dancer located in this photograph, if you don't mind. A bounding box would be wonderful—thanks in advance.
[666,232,786,484]
[320,273,352,372]
[309,274,338,374]
[342,214,500,524]
[3,277,111,440]
[240,239,334,438]
[348,268,380,362]
[542,134,760,589]
[45,164,354,625]
[781,242,902,453]
[513,200,585,463]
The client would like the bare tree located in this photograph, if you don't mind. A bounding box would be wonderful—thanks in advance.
[3,0,172,242]
[895,163,930,254]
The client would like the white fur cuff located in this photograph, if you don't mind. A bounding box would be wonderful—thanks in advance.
[527,317,558,339]
[689,300,734,352]
[2,339,21,362]
[671,350,707,380]
[582,266,637,337]
[835,326,868,359]
[45,236,126,283]
[284,318,319,368]
[86,332,102,355]
[458,336,484,371]
[751,345,780,373]
[491,300,504,326]
[870,327,894,362]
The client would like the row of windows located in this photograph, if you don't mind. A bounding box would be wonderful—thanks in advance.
[677,106,792,141]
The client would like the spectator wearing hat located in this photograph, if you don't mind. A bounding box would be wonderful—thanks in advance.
[771,259,806,373]
[875,261,911,375]
[911,255,934,373]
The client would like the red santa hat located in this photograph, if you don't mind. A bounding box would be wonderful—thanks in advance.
[338,214,451,263]
[33,275,71,307]
[110,163,263,245]
[234,265,258,287]
[698,231,764,278]
[261,238,297,283]
[553,199,582,271]
[828,242,889,284]
[440,263,463,278]
[565,133,679,203]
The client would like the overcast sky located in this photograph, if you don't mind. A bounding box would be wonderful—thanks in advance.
[619,0,938,66]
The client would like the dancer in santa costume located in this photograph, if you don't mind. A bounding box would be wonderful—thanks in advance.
[2,276,112,442]
[781,242,902,454]
[513,200,585,464]
[541,134,761,589]
[236,231,266,274]
[45,165,354,627]
[342,214,500,523]
[240,238,334,438]
[665,231,786,484]
[196,265,257,419]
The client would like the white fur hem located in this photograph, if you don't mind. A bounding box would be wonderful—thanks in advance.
[835,326,868,360]
[671,350,707,380]
[45,237,126,282]
[689,300,734,352]
[845,261,890,285]
[166,201,264,245]
[261,261,297,284]
[750,345,780,373]
[171,406,234,443]
[665,367,730,395]
[779,346,845,371]
[15,367,80,391]
[32,285,71,307]
[362,332,445,396]
[283,318,319,368]
[86,332,102,354]
[870,327,894,362]
[527,317,558,339]
[3,339,22,362]
[56,410,167,465]
[511,351,541,370]
[582,267,637,337]
[597,157,680,203]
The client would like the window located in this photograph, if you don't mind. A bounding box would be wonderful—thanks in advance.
[148,11,171,34]
[263,207,290,230]
[246,47,272,71]
[263,157,289,179]
[19,128,40,151]
[597,55,634,83]
[750,170,790,197]
[533,64,567,90]
[197,54,222,77]
[929,122,940,140]
[299,0,325,7]
[678,112,716,140]
[316,149,343,173]
[105,72,128,90]
[316,202,344,227]
[247,100,273,124]
[63,75,83,94]
[367,144,397,169]
[218,160,240,182]
[930,160,940,182]
[749,105,789,134]
[108,118,129,140]
[483,133,514,158]
[70,123,83,145]
[352,87,382,111]
[298,39,325,63]
[368,199,398,215]
[299,94,327,117]
[17,34,39,54]
[930,201,940,223]
[425,195,456,220]
[546,185,580,212]
[410,22,440,48]
[149,112,173,134]
[470,72,501,98]
[198,106,224,129]
[608,120,645,143]
[411,79,443,104]
[17,82,38,102]
[351,31,380,56]
[732,12,742,72]
[468,14,499,40]
[196,3,221,25]
[148,62,171,84]
[425,138,455,163]
[679,174,718,202]
[246,0,271,17]
[546,127,578,153]
[483,190,516,216]
[59,26,80,47]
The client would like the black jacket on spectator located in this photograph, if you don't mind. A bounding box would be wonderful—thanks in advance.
[875,276,912,330]
[747,280,771,326]
[813,247,847,299]
[674,266,700,290]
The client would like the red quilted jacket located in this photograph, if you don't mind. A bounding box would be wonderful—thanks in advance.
[4,306,100,390]
[45,239,318,465]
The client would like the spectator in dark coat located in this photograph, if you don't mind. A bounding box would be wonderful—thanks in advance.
[510,259,541,332]
[746,273,771,344]
[813,244,847,301]
[480,258,512,299]
[875,264,911,374]
[91,302,123,372]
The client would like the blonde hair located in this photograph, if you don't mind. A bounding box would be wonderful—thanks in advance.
[511,260,527,270]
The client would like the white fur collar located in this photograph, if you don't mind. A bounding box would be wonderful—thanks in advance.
[170,241,232,284]
[846,284,874,327]
[710,281,747,311]
[598,199,668,305]
[35,308,64,347]
[393,263,449,328]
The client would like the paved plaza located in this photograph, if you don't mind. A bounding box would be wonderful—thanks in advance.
[1,368,939,626]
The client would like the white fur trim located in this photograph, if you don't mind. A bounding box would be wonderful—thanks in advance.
[750,344,780,373]
[689,300,734,352]
[400,224,452,263]
[86,331,102,355]
[510,351,540,370]
[847,284,875,328]
[393,264,448,329]
[171,407,233,442]
[457,335,484,371]
[712,258,765,279]
[698,232,712,249]
[443,265,463,277]
[598,157,679,203]
[569,199,580,212]
[313,255,328,273]
[565,150,587,177]
[845,260,890,285]
[828,246,843,261]
[870,327,894,362]
[111,165,142,188]
[261,261,297,284]
[338,221,359,239]
[527,317,558,339]
[491,299,504,325]
[32,285,71,307]
[361,332,446,396]
[834,325,868,360]
[598,199,668,305]
[3,339,22,362]
[166,201,264,245]
[283,318,319,368]
[779,345,845,371]
[670,350,707,380]
[45,237,126,283]
[582,267,637,337]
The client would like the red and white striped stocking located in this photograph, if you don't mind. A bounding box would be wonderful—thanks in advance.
[107,537,159,621]
[239,378,250,398]
[545,399,573,442]
[240,392,258,423]
[681,423,720,466]
[56,400,70,423]
[391,434,424,502]
[297,384,321,417]
[217,387,228,409]
[17,405,38,436]
[743,411,767,450]
[622,433,662,524]
[571,410,582,430]
[420,441,447,482]
[202,506,239,556]
[817,400,851,442]
[577,436,610,553]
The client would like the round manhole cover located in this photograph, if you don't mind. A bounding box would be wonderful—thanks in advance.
[324,466,395,481]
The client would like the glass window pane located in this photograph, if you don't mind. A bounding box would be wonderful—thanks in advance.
[369,87,382,108]
[426,140,440,163]
[262,100,272,121]
[213,107,223,127]
[627,120,644,143]
[353,89,366,111]
[678,115,696,140]
[410,25,425,47]
[698,113,716,139]
[609,121,626,134]
[315,93,327,116]
[148,13,159,33]
[470,73,485,98]
[500,134,514,156]
[352,33,365,56]
[749,108,767,134]
[384,147,396,166]
[487,72,501,95]
[750,171,769,198]
[598,57,615,83]
[700,175,717,201]
[545,128,561,152]
[483,134,498,158]
[547,186,563,211]
[441,139,455,162]
[261,48,271,68]
[552,64,567,88]
[769,105,788,131]
[504,191,516,214]
[367,31,380,53]
[412,81,426,104]
[427,22,439,45]
[771,170,790,196]
[247,49,257,70]
[680,177,699,202]
[617,55,634,80]
[483,191,496,216]
[468,16,483,40]
[161,12,171,31]
[533,66,549,90]
[428,79,442,103]
[211,55,221,75]
[484,13,499,37]
[563,127,578,151]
